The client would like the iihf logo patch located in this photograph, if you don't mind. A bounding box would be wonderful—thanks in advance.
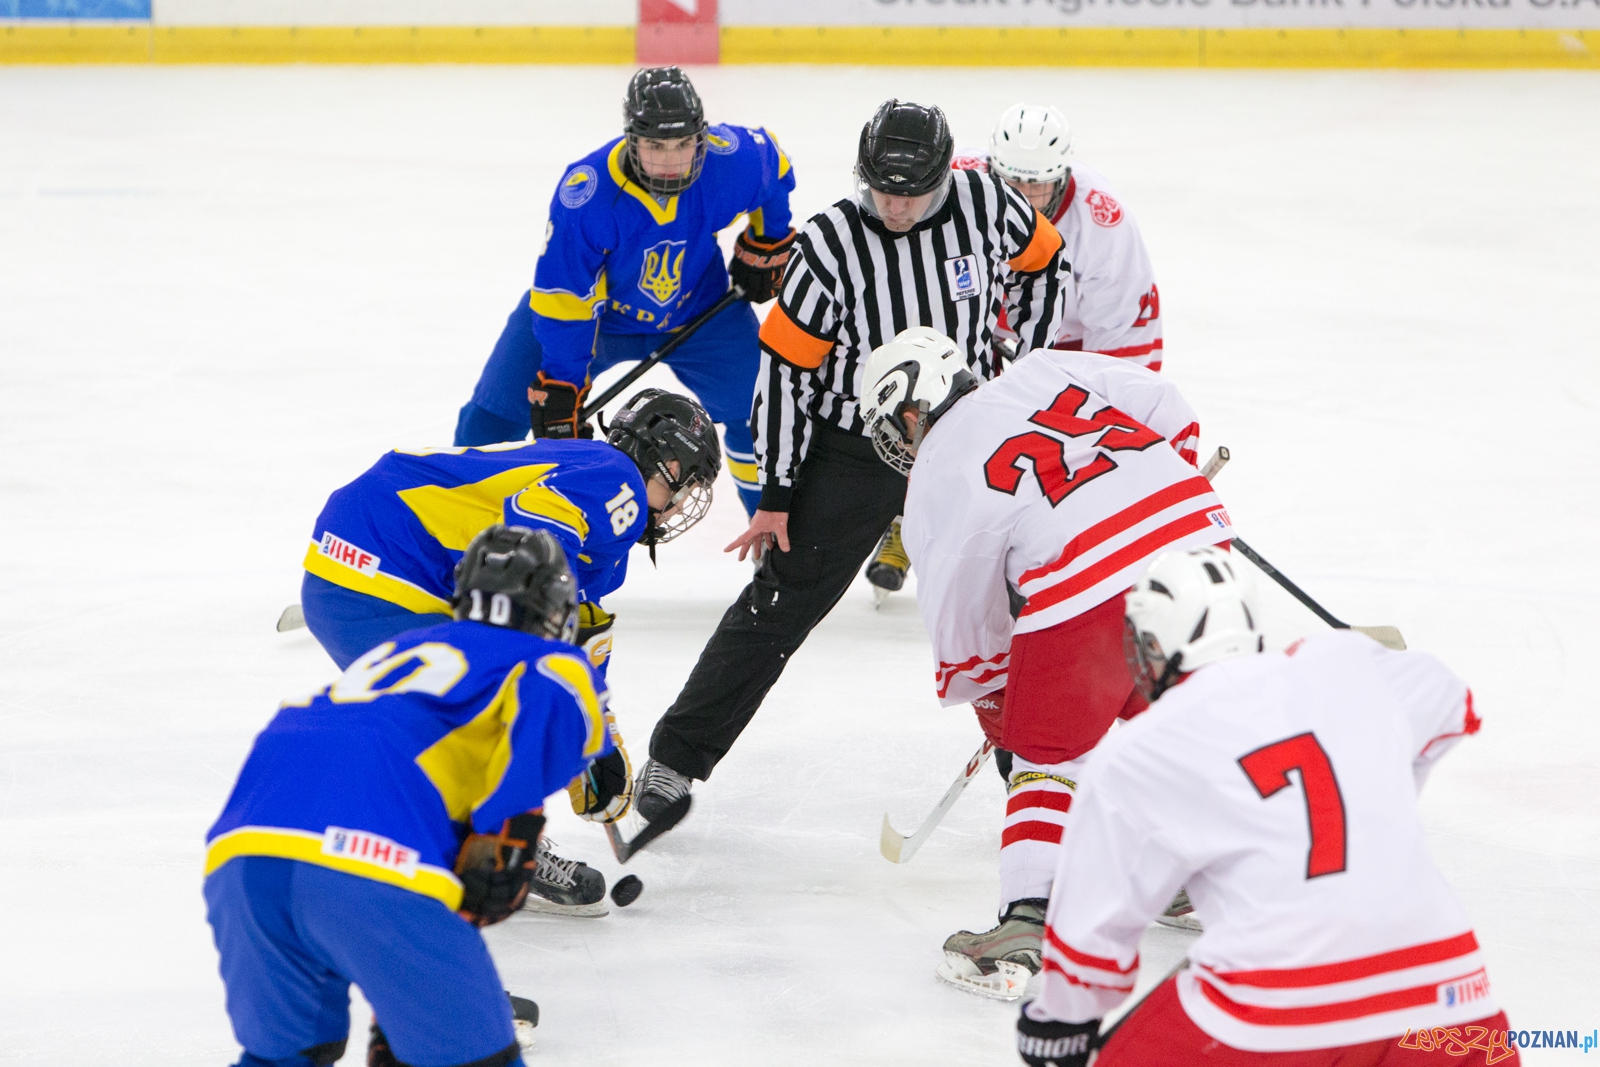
[945,254,981,300]
[559,165,598,209]
[706,125,740,155]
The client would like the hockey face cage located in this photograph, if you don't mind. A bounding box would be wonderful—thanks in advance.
[1123,615,1185,703]
[606,390,720,546]
[866,359,977,476]
[624,67,709,198]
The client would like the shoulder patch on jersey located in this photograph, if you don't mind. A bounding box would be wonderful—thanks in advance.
[706,125,740,156]
[559,165,599,209]
[1086,189,1123,227]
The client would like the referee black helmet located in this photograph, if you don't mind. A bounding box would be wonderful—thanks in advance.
[856,100,954,197]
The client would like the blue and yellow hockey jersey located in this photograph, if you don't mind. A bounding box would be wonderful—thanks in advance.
[205,621,612,909]
[532,124,796,384]
[304,439,648,616]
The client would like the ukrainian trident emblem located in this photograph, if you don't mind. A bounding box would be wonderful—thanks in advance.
[638,240,687,307]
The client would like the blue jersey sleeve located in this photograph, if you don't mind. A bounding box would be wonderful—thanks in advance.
[740,127,796,238]
[530,154,616,385]
[470,651,614,834]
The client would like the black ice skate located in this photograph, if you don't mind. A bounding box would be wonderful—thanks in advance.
[1155,886,1203,932]
[520,836,608,918]
[935,898,1047,1001]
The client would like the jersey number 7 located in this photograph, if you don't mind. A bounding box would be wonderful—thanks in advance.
[1238,732,1348,879]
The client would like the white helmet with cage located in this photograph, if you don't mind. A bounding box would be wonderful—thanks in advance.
[859,327,978,475]
[989,103,1073,217]
[1124,546,1263,700]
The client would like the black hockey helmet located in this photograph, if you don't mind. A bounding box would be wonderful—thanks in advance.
[623,66,709,197]
[453,524,578,642]
[606,389,721,546]
[856,99,954,198]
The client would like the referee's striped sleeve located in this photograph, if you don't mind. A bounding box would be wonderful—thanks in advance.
[995,181,1072,355]
[753,232,839,509]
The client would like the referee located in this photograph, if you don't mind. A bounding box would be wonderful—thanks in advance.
[632,99,1074,822]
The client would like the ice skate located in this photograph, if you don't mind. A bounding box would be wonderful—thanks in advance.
[509,994,539,1053]
[1155,886,1202,932]
[935,898,1046,1001]
[520,836,608,918]
[866,520,910,607]
[634,758,693,824]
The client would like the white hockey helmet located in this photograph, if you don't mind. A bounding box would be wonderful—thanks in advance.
[989,103,1073,217]
[859,326,978,475]
[1124,546,1263,701]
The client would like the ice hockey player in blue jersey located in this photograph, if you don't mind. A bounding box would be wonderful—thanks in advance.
[205,526,622,1067]
[452,66,797,517]
[302,389,721,675]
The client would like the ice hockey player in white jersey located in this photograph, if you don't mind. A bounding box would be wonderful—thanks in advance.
[961,103,1163,368]
[859,327,1226,999]
[868,103,1162,600]
[1015,547,1517,1067]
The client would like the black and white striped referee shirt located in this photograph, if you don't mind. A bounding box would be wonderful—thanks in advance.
[751,168,1072,509]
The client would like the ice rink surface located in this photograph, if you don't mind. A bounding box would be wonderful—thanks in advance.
[2,62,1597,1064]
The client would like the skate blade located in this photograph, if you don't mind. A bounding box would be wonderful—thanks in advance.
[519,895,609,918]
[872,584,892,608]
[513,1019,537,1052]
[934,955,1033,1001]
[1154,911,1203,932]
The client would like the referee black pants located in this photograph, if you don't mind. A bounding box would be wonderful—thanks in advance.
[649,422,907,780]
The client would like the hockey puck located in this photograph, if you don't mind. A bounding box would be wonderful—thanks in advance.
[610,874,643,907]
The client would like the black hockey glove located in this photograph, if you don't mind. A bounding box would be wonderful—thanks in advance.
[528,373,591,440]
[455,812,544,927]
[1016,1006,1099,1067]
[728,226,797,303]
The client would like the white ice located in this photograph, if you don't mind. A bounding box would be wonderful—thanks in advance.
[1,63,1597,1065]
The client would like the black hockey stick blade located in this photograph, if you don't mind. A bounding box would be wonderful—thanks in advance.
[276,603,306,632]
[605,795,692,864]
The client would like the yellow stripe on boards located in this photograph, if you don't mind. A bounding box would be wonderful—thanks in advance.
[2,23,1591,70]
[0,24,633,65]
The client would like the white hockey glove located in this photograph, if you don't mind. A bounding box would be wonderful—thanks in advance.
[567,711,632,823]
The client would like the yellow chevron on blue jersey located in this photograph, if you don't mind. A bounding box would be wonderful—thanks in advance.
[531,124,797,384]
[206,622,613,908]
[307,439,647,615]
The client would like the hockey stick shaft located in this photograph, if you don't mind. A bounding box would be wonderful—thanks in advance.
[579,285,745,421]
[1200,446,1229,481]
[1229,537,1351,631]
[880,739,994,863]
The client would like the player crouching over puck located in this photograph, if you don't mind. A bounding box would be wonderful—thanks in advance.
[204,526,624,1067]
[1014,548,1516,1067]
[859,327,1227,1000]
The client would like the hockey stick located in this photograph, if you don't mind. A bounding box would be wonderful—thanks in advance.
[605,794,692,864]
[879,739,994,863]
[276,603,306,632]
[1201,446,1405,650]
[1230,538,1405,650]
[578,284,745,424]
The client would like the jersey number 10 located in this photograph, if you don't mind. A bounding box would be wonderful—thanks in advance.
[1238,731,1349,880]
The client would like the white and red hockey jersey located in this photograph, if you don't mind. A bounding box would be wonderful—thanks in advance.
[1033,632,1495,1051]
[902,350,1226,706]
[953,154,1163,369]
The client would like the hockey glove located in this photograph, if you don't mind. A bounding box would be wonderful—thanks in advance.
[455,812,544,927]
[728,227,797,304]
[577,602,615,671]
[1016,1007,1099,1067]
[568,712,632,823]
[528,373,590,440]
